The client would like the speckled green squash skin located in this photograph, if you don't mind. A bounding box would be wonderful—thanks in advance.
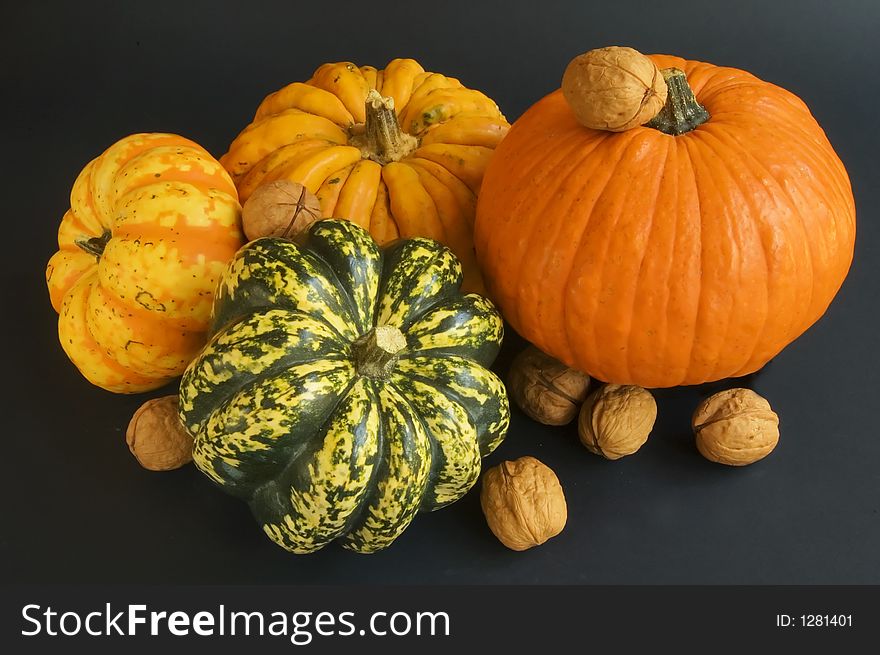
[179,219,509,554]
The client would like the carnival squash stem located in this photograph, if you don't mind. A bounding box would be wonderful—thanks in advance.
[351,325,407,379]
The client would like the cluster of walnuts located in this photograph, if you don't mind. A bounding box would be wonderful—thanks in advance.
[506,345,779,466]
[507,346,661,459]
[481,345,780,552]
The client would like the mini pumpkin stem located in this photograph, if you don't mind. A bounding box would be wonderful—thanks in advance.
[357,90,418,165]
[352,325,407,379]
[645,68,710,136]
[75,229,112,259]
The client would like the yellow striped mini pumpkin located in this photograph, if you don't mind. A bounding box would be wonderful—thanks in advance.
[179,219,509,553]
[46,133,244,393]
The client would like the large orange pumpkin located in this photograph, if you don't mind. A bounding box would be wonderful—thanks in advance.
[475,54,856,388]
[46,133,243,393]
[220,58,508,293]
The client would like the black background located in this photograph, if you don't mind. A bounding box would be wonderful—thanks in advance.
[2,0,878,585]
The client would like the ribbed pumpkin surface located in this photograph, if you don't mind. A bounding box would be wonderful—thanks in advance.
[46,133,243,392]
[220,58,509,293]
[474,55,856,387]
[179,220,509,553]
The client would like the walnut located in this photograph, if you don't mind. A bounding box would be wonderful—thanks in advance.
[241,180,323,242]
[507,346,591,425]
[562,46,668,131]
[693,388,779,466]
[480,456,567,551]
[126,395,193,471]
[578,384,656,459]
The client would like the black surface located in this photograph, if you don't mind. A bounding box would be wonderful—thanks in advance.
[2,0,878,584]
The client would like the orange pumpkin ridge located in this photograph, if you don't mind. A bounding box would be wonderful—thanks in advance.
[219,58,509,293]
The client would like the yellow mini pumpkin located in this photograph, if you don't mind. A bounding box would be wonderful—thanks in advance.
[220,58,509,293]
[46,133,244,393]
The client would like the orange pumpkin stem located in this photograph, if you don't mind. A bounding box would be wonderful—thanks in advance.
[357,90,418,165]
[645,68,710,135]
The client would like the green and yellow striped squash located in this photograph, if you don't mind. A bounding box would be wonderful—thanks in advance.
[179,219,509,554]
